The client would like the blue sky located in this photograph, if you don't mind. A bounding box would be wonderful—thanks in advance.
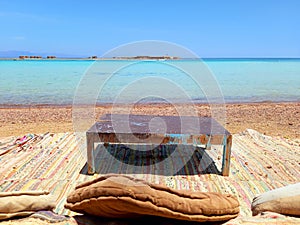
[0,0,299,57]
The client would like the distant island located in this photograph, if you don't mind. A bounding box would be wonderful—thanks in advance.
[0,50,184,60]
[19,55,56,59]
[112,55,180,60]
[10,55,181,60]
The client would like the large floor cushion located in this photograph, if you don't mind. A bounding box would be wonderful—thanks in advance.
[252,182,300,216]
[0,191,55,221]
[65,174,240,222]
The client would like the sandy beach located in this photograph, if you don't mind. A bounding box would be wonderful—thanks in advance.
[0,102,299,139]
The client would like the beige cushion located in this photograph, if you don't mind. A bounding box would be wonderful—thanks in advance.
[65,174,240,222]
[0,191,56,221]
[252,183,300,216]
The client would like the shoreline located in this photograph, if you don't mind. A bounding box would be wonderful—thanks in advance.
[0,100,299,109]
[0,102,299,139]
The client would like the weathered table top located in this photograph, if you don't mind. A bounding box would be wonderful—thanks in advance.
[87,114,230,136]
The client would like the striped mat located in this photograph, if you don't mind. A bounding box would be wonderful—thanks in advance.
[0,129,299,224]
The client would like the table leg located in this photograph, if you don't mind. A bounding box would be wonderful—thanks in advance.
[87,133,95,174]
[221,134,232,176]
[205,135,211,150]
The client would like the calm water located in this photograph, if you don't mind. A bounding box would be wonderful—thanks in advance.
[0,59,299,105]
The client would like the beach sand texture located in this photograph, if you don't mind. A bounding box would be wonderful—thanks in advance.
[0,102,299,138]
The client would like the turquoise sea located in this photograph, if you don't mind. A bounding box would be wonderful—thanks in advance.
[0,59,299,105]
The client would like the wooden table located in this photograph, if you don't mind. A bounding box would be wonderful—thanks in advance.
[86,114,232,176]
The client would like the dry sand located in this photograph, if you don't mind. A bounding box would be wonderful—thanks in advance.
[0,102,299,139]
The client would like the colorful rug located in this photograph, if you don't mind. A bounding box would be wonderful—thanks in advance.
[0,129,299,224]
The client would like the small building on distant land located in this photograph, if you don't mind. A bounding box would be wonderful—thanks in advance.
[26,56,43,59]
[19,56,33,59]
[88,56,97,59]
[47,56,56,59]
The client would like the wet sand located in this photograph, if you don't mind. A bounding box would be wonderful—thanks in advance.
[0,102,299,139]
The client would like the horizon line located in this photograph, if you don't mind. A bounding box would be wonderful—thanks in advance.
[1,56,300,60]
